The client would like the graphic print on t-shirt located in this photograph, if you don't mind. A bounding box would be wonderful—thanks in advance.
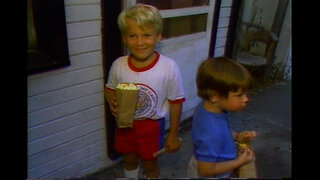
[135,84,158,119]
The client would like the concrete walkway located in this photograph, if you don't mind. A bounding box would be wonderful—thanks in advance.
[87,79,292,179]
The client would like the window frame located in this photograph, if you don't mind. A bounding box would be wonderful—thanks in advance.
[123,0,214,45]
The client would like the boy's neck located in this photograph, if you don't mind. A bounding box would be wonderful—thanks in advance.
[203,100,223,114]
[128,52,159,72]
[131,52,156,68]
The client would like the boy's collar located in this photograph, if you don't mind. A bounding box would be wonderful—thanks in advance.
[128,51,160,72]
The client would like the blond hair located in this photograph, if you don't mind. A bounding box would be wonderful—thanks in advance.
[117,4,163,35]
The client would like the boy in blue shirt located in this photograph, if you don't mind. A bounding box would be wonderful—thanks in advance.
[188,57,257,178]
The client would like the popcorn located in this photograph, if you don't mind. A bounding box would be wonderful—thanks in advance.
[235,141,249,149]
[238,142,248,149]
[116,83,139,90]
[115,83,140,128]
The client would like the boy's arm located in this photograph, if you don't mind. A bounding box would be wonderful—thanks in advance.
[165,102,183,153]
[105,87,117,117]
[198,148,254,177]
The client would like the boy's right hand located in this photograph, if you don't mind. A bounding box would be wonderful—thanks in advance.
[238,148,255,165]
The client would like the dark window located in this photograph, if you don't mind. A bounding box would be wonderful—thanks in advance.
[27,0,70,75]
[163,14,207,39]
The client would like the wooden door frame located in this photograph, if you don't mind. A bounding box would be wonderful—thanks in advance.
[208,0,221,58]
[208,0,242,58]
[101,0,122,160]
[224,0,242,58]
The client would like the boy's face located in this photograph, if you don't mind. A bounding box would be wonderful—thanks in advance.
[122,19,162,62]
[217,89,249,112]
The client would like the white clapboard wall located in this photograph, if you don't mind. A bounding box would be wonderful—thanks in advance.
[214,0,233,57]
[27,0,115,178]
[27,0,235,178]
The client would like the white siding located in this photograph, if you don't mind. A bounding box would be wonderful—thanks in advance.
[214,0,233,57]
[27,0,237,178]
[27,0,114,178]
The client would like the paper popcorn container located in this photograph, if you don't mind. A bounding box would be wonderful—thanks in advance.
[115,83,139,128]
[237,142,257,178]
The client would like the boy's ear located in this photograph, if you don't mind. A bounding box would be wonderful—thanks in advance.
[209,95,220,104]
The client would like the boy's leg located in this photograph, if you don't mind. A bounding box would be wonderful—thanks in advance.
[123,152,139,170]
[123,152,139,178]
[135,118,165,178]
[142,159,159,178]
[114,126,140,178]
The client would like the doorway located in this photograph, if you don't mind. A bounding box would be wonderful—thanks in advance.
[101,0,218,160]
[101,0,123,160]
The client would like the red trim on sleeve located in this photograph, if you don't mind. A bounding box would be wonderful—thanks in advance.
[169,98,186,104]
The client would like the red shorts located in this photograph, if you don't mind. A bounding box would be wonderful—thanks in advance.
[114,118,165,160]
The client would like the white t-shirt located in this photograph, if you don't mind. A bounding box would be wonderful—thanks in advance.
[106,52,185,120]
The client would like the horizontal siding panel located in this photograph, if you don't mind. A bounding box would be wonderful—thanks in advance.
[219,7,231,17]
[216,27,228,38]
[214,47,225,57]
[42,148,108,179]
[221,0,232,7]
[28,92,104,128]
[29,140,106,177]
[65,0,101,6]
[215,37,227,48]
[218,17,230,28]
[65,4,101,23]
[28,51,102,81]
[68,51,102,69]
[68,36,102,56]
[28,129,106,170]
[67,20,101,40]
[28,105,104,142]
[28,117,105,156]
[28,79,104,112]
[28,66,103,96]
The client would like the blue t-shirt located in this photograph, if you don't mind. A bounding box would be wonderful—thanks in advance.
[192,102,237,163]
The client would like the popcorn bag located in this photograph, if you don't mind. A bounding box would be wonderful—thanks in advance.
[115,83,140,128]
[236,141,257,178]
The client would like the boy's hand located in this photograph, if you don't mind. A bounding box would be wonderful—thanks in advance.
[105,88,118,117]
[238,148,255,164]
[237,131,257,142]
[164,135,181,153]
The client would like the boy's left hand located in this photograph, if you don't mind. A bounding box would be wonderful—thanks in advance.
[164,135,181,153]
[237,131,257,142]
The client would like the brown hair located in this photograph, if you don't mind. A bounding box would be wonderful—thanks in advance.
[196,57,253,100]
